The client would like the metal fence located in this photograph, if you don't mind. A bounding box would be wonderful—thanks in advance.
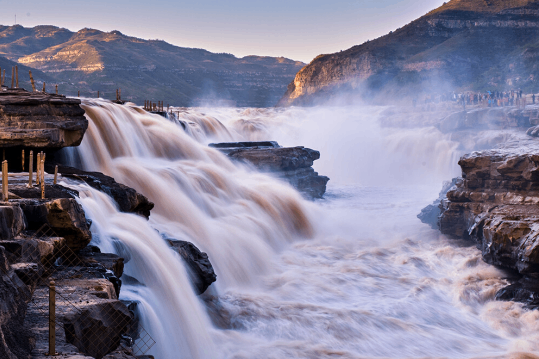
[1,224,155,359]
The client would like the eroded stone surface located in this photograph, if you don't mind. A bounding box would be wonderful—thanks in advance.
[436,139,539,276]
[212,142,330,198]
[17,198,92,251]
[0,89,87,148]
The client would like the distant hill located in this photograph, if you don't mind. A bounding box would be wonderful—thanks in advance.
[278,0,539,106]
[0,25,305,107]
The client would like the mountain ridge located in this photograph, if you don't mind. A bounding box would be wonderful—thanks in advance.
[0,25,305,107]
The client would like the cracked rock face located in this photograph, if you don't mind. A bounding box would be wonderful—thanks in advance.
[0,89,87,148]
[438,141,539,274]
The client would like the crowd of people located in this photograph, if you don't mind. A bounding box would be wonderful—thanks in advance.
[418,89,537,108]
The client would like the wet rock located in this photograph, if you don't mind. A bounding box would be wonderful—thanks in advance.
[10,183,79,200]
[438,140,539,274]
[52,165,154,218]
[79,249,126,297]
[496,275,539,308]
[418,178,458,229]
[0,204,26,240]
[0,245,33,359]
[63,300,133,359]
[211,142,330,198]
[17,197,92,251]
[166,238,216,294]
[0,88,87,148]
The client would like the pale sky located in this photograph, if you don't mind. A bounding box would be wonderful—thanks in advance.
[1,0,446,63]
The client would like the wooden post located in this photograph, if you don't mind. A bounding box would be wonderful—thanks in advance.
[15,66,18,88]
[97,91,100,98]
[53,165,58,185]
[116,89,119,101]
[78,90,80,97]
[10,67,14,88]
[55,84,58,95]
[43,82,46,93]
[21,149,24,171]
[40,160,45,199]
[28,150,33,187]
[2,160,8,202]
[36,153,41,185]
[48,280,56,356]
[29,70,36,92]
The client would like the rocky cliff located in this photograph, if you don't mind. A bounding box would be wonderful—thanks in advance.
[278,0,539,106]
[429,135,539,307]
[0,89,87,148]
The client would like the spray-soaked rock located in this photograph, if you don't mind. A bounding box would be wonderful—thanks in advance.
[210,142,330,198]
[0,88,87,148]
[435,139,539,304]
[51,165,154,219]
[165,237,216,294]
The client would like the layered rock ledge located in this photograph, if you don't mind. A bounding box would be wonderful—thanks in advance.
[0,88,87,148]
[427,138,539,307]
[210,141,330,198]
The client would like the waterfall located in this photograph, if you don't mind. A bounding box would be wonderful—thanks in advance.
[65,99,315,358]
[62,100,539,359]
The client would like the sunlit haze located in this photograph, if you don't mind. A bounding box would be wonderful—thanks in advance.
[3,0,445,62]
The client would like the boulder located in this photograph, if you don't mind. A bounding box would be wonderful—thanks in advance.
[63,301,133,359]
[0,204,26,240]
[166,238,216,294]
[11,262,39,290]
[17,197,92,251]
[0,89,87,148]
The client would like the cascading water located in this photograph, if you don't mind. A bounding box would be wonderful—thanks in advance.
[64,99,539,358]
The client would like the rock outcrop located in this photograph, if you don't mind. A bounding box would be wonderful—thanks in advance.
[432,138,539,304]
[438,140,539,273]
[210,141,330,198]
[17,197,92,251]
[0,88,87,148]
[52,165,154,219]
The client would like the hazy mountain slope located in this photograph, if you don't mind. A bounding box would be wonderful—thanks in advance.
[278,0,539,106]
[0,25,304,107]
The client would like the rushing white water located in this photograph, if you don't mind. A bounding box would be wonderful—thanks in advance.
[64,100,539,358]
